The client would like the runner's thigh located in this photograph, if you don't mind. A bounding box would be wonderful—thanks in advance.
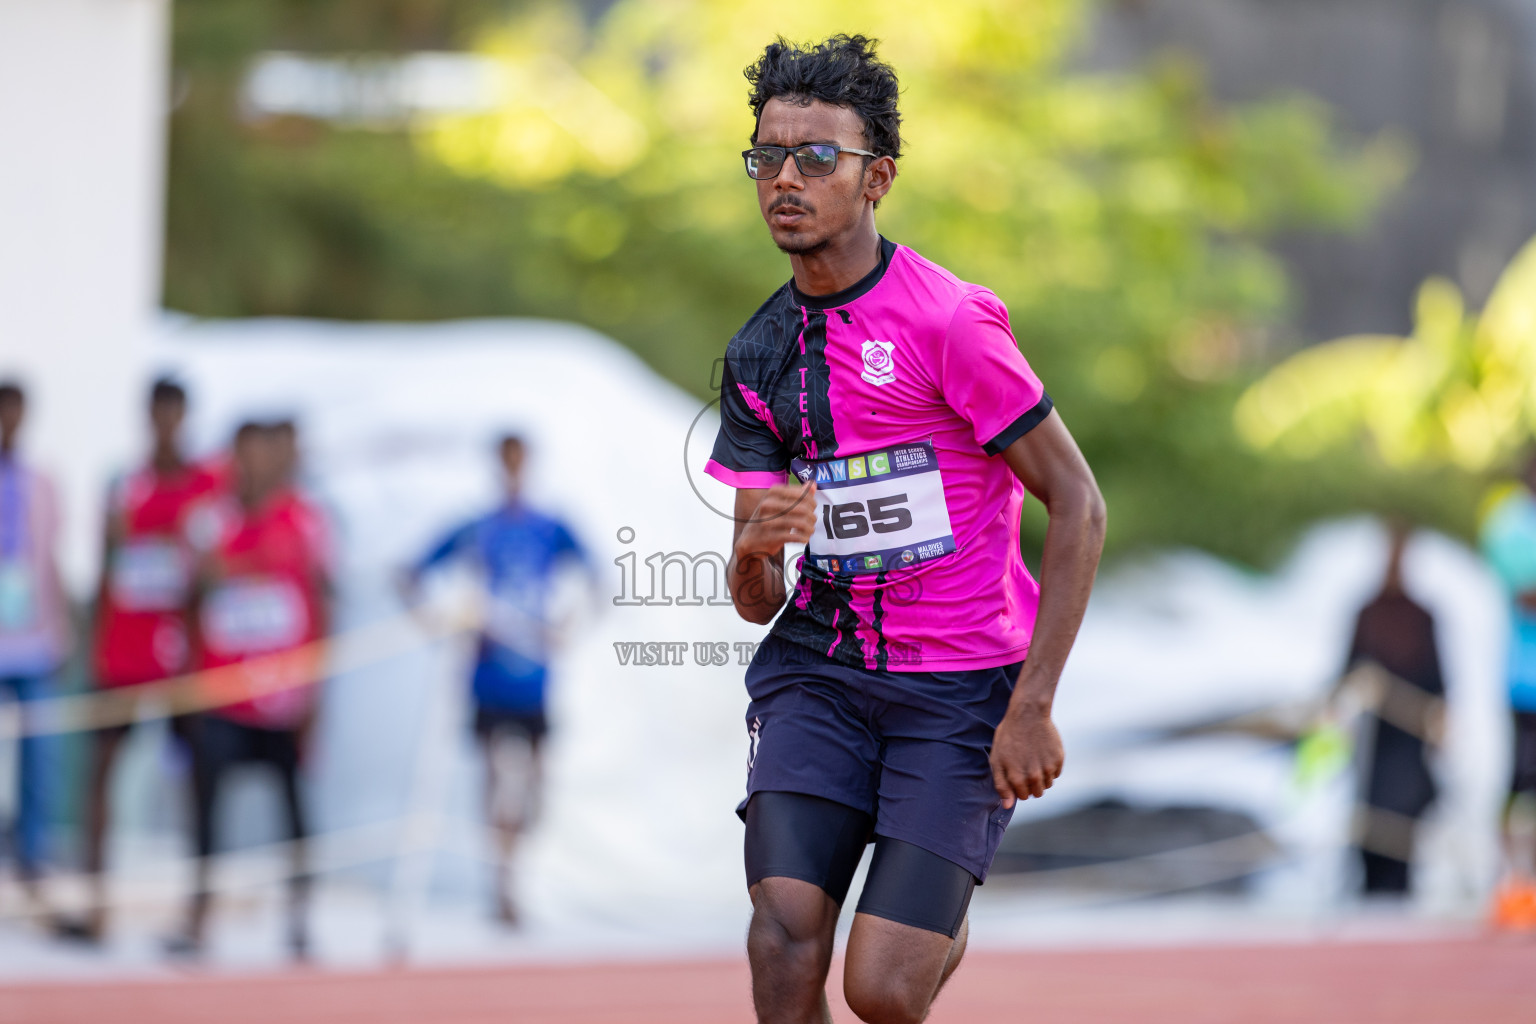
[867,660,1019,881]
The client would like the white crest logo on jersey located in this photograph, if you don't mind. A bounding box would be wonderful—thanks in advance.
[861,340,897,386]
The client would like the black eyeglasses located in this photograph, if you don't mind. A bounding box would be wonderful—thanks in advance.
[742,144,878,180]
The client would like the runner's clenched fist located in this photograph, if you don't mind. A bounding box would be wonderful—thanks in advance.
[737,480,817,560]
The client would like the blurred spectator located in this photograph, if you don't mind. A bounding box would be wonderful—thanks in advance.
[268,418,300,491]
[0,381,69,905]
[168,422,333,959]
[1480,453,1536,928]
[402,435,585,926]
[56,379,221,943]
[1338,522,1444,897]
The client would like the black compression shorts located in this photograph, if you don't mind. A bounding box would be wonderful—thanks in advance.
[743,791,976,939]
[474,707,549,742]
[1513,711,1536,795]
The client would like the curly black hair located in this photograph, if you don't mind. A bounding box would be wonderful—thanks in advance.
[745,35,902,160]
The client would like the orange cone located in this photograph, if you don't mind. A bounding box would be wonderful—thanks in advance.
[1490,877,1536,932]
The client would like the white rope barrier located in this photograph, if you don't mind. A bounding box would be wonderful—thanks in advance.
[0,650,1451,928]
[0,610,474,741]
[1,800,1424,926]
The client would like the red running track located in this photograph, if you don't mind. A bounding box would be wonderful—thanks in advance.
[3,939,1532,1024]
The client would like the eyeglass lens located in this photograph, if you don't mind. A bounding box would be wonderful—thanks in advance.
[795,146,839,175]
[745,145,841,179]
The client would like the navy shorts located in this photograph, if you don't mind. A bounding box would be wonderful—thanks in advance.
[740,634,1024,882]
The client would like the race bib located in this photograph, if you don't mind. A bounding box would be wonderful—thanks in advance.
[0,559,36,630]
[202,578,309,656]
[790,440,956,576]
[111,538,191,612]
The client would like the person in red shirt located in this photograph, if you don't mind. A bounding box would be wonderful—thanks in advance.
[56,380,220,943]
[167,420,332,960]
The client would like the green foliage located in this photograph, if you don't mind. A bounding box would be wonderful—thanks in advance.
[1236,234,1536,527]
[165,0,1404,563]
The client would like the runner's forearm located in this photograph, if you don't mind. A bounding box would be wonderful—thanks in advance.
[730,547,787,625]
[728,483,814,625]
[1010,479,1105,713]
[95,521,118,614]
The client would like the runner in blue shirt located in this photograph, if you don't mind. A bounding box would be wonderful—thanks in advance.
[403,435,585,925]
[1481,452,1536,928]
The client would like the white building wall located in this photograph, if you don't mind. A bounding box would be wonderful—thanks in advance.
[0,0,169,593]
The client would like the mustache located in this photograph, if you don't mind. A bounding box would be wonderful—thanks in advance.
[768,196,815,215]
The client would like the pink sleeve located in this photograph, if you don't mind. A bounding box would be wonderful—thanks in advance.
[703,460,788,489]
[940,289,1051,455]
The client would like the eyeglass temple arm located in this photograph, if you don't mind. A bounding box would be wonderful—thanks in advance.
[743,146,880,157]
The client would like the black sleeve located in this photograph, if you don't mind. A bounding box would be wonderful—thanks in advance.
[705,357,791,488]
[982,393,1054,456]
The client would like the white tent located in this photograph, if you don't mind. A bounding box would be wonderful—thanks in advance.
[0,0,169,592]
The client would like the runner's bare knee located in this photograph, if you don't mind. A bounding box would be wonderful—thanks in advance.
[843,969,935,1024]
[749,876,838,953]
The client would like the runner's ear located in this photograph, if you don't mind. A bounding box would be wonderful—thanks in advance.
[863,155,896,205]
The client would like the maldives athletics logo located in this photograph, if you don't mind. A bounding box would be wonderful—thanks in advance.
[861,340,897,386]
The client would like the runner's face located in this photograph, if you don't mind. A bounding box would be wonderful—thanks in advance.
[501,442,525,492]
[150,398,184,446]
[754,98,873,256]
[235,432,284,495]
[272,427,297,482]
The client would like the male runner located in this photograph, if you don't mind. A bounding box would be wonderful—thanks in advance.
[57,379,220,942]
[706,38,1106,1024]
[402,435,586,925]
[171,421,332,958]
[1481,452,1536,930]
[0,382,69,906]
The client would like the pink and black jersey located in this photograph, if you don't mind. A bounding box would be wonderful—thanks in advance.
[706,239,1052,672]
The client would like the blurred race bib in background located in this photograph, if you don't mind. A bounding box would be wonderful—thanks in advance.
[111,537,192,612]
[203,577,309,656]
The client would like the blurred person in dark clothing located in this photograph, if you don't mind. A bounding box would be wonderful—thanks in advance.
[1480,452,1536,929]
[401,435,586,926]
[1339,523,1444,896]
[56,379,221,943]
[168,422,332,959]
[0,381,69,906]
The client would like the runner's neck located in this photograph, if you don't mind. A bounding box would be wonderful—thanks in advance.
[151,444,185,476]
[790,236,895,309]
[789,224,883,300]
[239,482,280,513]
